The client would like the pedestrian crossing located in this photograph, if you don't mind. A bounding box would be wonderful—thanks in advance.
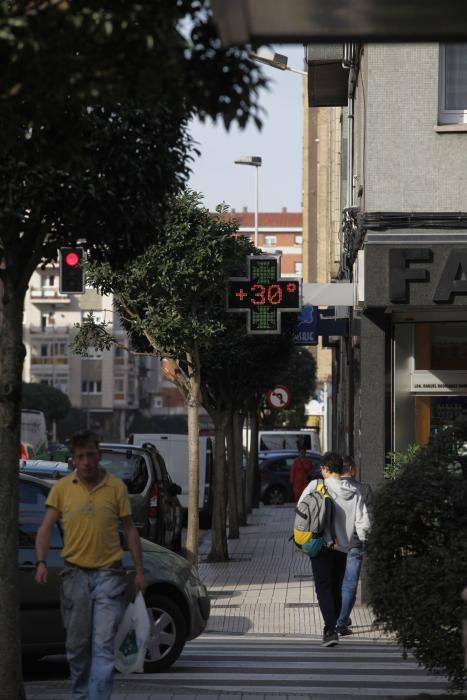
[135,635,450,696]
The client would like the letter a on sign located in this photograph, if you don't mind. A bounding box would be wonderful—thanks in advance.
[433,250,467,302]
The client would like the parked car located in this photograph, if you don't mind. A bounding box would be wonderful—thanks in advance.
[19,473,210,672]
[19,443,184,553]
[19,459,70,484]
[258,449,322,505]
[99,443,183,552]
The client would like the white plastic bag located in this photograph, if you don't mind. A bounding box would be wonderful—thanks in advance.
[114,592,151,674]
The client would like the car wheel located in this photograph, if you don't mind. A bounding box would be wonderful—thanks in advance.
[144,593,187,673]
[264,485,286,505]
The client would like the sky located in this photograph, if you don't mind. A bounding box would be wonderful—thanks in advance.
[188,45,306,214]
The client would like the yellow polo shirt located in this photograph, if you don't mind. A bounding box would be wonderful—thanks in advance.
[46,470,131,569]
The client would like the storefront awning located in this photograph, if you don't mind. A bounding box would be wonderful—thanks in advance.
[210,0,467,45]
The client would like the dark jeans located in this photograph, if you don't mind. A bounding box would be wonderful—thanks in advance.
[310,548,347,632]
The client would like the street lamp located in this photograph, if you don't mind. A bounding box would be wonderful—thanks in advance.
[249,48,307,76]
[234,155,262,248]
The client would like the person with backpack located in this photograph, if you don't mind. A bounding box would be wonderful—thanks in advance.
[290,445,316,502]
[294,452,370,647]
[293,452,342,646]
[335,455,372,636]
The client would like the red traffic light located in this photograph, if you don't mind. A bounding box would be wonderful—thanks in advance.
[59,246,85,294]
[64,251,80,267]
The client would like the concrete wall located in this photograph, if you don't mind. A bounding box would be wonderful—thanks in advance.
[358,44,467,212]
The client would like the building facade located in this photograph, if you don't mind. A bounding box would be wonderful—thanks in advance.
[230,210,303,277]
[303,43,467,490]
[23,264,162,440]
[347,44,467,488]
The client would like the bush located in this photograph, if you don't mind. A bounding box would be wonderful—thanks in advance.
[384,443,421,480]
[366,425,467,690]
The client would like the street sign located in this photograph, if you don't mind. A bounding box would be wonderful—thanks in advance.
[227,256,301,334]
[266,385,291,409]
[293,305,318,345]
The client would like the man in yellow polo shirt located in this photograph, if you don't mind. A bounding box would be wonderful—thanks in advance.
[35,430,146,700]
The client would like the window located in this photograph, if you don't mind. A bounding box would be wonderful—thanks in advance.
[439,44,467,124]
[294,235,303,245]
[264,235,277,247]
[82,380,102,394]
[294,262,303,275]
[81,346,103,360]
[36,342,67,358]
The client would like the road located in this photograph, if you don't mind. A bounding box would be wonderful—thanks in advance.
[25,635,450,698]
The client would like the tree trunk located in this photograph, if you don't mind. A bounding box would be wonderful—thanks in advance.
[226,416,239,539]
[246,402,260,511]
[185,354,201,566]
[207,413,229,562]
[0,274,27,700]
[233,410,246,526]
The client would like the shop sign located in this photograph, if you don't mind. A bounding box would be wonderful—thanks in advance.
[410,370,467,394]
[364,243,467,307]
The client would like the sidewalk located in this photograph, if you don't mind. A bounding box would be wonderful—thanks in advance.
[24,504,391,700]
[198,504,381,639]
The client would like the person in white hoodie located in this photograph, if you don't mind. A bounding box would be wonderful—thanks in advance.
[334,456,372,636]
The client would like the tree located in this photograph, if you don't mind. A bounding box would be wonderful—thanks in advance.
[201,316,300,558]
[22,382,71,425]
[259,347,316,429]
[72,193,256,565]
[0,3,269,695]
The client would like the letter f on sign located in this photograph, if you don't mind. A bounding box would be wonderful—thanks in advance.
[389,249,431,303]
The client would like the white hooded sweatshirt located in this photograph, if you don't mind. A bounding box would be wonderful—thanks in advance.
[324,477,371,553]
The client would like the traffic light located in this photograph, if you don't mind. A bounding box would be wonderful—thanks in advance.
[59,247,85,294]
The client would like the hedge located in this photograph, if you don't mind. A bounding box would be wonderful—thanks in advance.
[366,424,467,690]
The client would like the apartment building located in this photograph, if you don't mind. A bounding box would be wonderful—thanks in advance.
[230,210,303,277]
[307,42,467,488]
[22,264,162,440]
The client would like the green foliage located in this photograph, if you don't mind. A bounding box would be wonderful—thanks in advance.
[259,346,316,428]
[367,425,467,690]
[0,1,269,275]
[73,193,256,362]
[0,1,268,144]
[384,443,421,480]
[22,382,71,424]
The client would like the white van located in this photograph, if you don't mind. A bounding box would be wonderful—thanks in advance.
[129,433,213,523]
[21,410,48,457]
[258,429,321,454]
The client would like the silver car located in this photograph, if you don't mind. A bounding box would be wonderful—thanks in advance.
[19,474,210,672]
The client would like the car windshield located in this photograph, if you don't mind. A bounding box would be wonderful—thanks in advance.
[99,451,149,495]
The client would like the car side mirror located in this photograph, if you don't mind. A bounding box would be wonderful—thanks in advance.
[170,483,182,496]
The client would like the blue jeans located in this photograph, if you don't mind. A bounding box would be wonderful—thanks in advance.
[60,565,127,700]
[337,546,363,628]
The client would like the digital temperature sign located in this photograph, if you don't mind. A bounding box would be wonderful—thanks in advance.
[227,256,301,334]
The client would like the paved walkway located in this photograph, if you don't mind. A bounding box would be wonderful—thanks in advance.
[198,505,381,640]
[25,505,417,700]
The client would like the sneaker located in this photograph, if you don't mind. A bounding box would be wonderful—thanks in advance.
[336,625,353,636]
[322,629,339,647]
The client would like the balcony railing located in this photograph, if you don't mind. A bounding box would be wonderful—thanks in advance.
[29,289,71,303]
[31,357,68,365]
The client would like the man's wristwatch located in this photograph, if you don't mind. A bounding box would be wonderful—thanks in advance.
[35,560,47,568]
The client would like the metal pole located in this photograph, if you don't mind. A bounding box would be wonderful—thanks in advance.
[254,165,259,248]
